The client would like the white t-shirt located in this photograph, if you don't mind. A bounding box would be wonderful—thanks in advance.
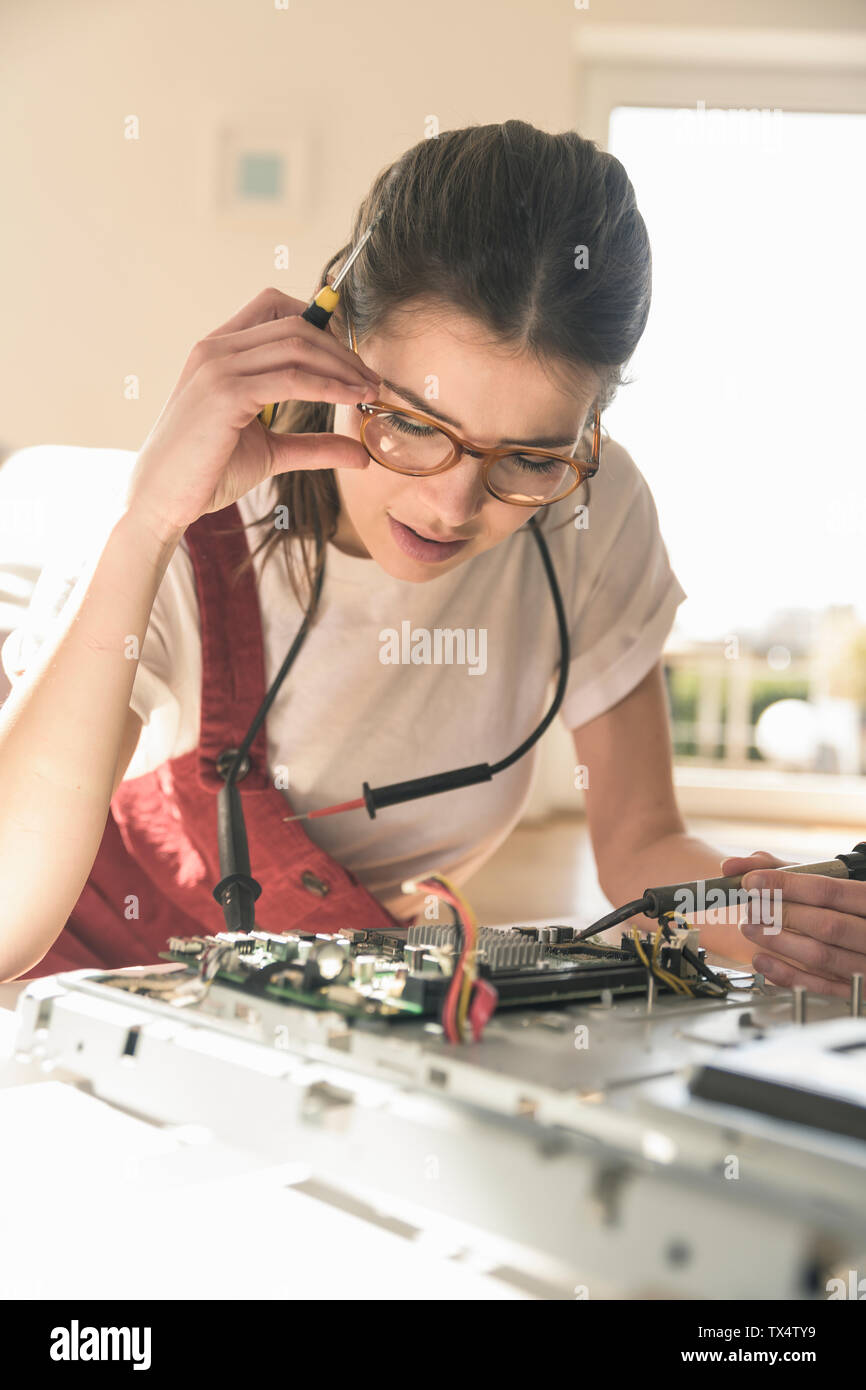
[2,437,686,920]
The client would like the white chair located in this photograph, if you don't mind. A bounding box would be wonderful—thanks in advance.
[0,445,138,702]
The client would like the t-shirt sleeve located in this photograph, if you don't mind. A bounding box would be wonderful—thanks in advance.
[1,537,179,733]
[556,437,687,732]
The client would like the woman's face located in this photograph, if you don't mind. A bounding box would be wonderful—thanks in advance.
[330,300,599,581]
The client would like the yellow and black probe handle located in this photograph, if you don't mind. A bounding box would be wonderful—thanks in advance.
[257,284,341,431]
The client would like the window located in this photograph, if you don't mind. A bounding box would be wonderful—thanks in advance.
[604,104,866,798]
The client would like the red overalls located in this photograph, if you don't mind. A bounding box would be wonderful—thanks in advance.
[28,504,408,978]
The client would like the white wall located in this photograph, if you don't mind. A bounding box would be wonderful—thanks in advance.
[2,0,865,452]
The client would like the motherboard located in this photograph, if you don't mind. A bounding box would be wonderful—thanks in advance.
[90,918,742,1026]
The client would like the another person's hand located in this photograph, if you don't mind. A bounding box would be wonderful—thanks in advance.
[721,850,866,999]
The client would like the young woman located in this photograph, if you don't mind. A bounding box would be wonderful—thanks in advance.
[2,121,864,996]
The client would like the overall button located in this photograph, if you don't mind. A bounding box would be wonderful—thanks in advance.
[216,747,251,781]
[301,870,330,897]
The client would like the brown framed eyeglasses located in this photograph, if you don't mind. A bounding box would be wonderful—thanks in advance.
[345,309,601,507]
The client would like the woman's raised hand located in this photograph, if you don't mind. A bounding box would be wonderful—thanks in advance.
[125,286,380,540]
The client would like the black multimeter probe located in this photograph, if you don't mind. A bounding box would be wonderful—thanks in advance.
[570,842,866,944]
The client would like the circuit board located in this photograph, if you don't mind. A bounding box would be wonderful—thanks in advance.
[89,919,735,1022]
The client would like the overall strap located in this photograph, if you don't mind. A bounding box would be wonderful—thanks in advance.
[180,502,412,935]
[183,504,271,792]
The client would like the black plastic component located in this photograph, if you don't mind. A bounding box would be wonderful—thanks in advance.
[689,1065,866,1142]
[301,301,332,329]
[216,747,251,781]
[836,842,866,879]
[401,957,674,1012]
[213,781,262,930]
[640,876,741,919]
[237,959,294,996]
[681,944,725,988]
[362,764,493,818]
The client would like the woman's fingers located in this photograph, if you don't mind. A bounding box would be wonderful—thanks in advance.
[219,365,376,433]
[741,866,866,916]
[736,865,866,993]
[201,290,381,386]
[228,334,378,394]
[265,430,371,474]
[741,909,866,982]
[750,949,855,1000]
[129,287,379,534]
[203,286,308,337]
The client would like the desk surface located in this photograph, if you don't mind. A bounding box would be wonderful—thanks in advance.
[0,980,526,1300]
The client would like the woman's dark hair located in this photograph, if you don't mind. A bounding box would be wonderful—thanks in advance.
[234,119,651,605]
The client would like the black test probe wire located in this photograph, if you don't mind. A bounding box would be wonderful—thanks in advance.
[212,249,574,933]
[284,510,569,824]
[213,512,570,931]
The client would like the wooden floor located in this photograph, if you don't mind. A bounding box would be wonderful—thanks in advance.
[463,812,866,929]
